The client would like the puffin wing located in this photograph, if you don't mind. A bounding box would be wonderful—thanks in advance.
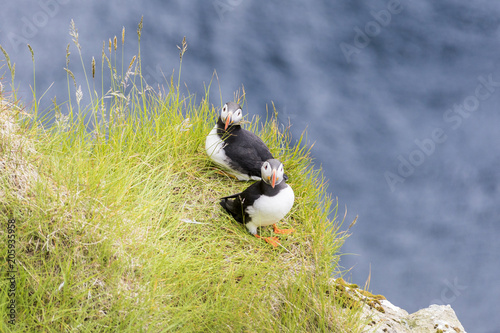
[240,129,274,161]
[220,192,240,200]
[236,130,290,181]
[219,193,245,223]
[219,181,262,224]
[224,129,274,177]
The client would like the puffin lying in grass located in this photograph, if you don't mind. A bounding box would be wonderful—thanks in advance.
[205,102,287,181]
[220,159,295,247]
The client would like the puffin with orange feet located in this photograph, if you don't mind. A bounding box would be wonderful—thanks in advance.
[220,159,295,247]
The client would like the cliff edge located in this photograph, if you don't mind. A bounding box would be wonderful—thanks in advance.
[334,278,466,332]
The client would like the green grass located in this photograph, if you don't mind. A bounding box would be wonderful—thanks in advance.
[0,19,365,332]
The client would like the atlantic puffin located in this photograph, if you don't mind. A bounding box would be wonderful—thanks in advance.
[220,159,295,247]
[205,102,286,181]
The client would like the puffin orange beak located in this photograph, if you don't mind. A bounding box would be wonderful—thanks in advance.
[224,111,233,130]
[271,169,277,188]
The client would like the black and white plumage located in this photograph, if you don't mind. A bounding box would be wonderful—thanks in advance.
[220,159,295,245]
[205,102,282,181]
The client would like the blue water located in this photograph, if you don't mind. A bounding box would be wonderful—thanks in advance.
[2,1,499,331]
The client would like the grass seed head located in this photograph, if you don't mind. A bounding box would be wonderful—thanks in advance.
[27,44,35,62]
[128,55,136,72]
[64,68,77,88]
[137,16,143,41]
[177,36,188,60]
[65,43,71,67]
[69,19,81,50]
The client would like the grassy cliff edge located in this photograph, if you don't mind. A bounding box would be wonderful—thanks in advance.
[0,25,364,332]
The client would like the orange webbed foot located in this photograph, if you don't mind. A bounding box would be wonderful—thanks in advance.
[273,224,295,235]
[255,234,280,247]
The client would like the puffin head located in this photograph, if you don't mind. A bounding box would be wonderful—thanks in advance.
[261,159,285,188]
[220,102,243,130]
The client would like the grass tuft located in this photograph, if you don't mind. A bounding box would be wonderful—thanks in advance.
[0,19,365,332]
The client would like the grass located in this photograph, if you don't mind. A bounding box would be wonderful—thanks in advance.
[0,19,365,332]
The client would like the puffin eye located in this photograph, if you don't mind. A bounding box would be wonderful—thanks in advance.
[264,163,268,170]
[223,105,227,112]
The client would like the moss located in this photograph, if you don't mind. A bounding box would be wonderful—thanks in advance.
[406,318,418,328]
[335,277,359,289]
[358,289,387,300]
[333,278,387,313]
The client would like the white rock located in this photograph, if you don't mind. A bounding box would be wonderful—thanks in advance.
[361,300,466,333]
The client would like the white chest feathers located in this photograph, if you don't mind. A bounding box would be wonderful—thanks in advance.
[205,125,229,168]
[245,185,295,234]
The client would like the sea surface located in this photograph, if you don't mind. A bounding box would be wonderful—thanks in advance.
[2,1,499,331]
